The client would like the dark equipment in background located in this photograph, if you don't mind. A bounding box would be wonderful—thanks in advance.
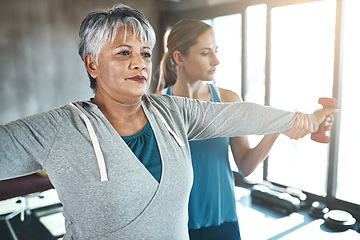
[309,201,329,218]
[309,201,357,231]
[250,182,306,215]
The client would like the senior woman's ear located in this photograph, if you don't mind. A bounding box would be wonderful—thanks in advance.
[84,54,98,79]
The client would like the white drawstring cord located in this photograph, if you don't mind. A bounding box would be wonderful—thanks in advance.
[70,102,108,182]
[143,94,185,147]
[69,98,183,182]
[150,104,185,148]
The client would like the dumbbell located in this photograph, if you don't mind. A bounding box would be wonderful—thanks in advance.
[311,97,338,143]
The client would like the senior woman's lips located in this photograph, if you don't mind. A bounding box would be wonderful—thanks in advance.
[128,75,146,83]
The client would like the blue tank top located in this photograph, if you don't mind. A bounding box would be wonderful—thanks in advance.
[166,84,238,229]
[122,122,162,182]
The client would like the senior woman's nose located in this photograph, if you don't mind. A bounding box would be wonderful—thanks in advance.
[130,54,146,70]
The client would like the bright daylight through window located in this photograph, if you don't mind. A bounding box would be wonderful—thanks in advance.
[209,0,358,208]
[336,0,360,205]
[267,0,336,195]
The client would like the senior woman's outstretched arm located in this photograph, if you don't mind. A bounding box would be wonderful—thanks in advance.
[0,108,63,180]
[149,94,336,142]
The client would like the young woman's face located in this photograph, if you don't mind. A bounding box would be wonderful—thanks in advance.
[182,29,220,82]
[90,29,152,103]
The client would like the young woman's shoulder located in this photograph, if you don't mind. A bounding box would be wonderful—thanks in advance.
[217,87,242,103]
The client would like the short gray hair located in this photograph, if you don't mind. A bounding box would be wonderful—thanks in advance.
[78,4,156,90]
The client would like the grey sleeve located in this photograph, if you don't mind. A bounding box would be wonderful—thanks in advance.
[174,97,316,141]
[0,109,63,180]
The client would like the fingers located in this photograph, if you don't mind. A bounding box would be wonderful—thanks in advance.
[293,113,308,139]
[283,113,313,140]
[308,114,314,135]
[324,115,335,131]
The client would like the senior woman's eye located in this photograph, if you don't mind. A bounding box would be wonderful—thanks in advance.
[118,50,130,56]
[142,52,152,59]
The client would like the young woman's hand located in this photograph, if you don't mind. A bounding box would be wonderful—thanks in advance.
[282,113,313,139]
[283,108,338,140]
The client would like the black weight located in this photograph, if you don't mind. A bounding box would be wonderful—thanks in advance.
[324,210,356,231]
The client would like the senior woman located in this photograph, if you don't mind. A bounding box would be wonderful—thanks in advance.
[0,4,337,240]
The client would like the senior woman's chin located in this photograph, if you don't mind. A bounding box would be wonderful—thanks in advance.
[125,84,149,98]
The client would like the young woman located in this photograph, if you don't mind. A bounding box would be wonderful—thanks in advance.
[157,19,335,240]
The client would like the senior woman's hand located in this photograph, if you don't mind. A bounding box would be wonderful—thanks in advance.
[313,108,338,132]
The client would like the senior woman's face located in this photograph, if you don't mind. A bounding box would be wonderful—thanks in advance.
[89,28,152,103]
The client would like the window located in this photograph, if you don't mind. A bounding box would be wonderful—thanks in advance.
[212,14,242,96]
[174,0,359,217]
[209,14,242,174]
[244,4,267,105]
[243,4,267,182]
[336,0,360,205]
[267,0,336,195]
